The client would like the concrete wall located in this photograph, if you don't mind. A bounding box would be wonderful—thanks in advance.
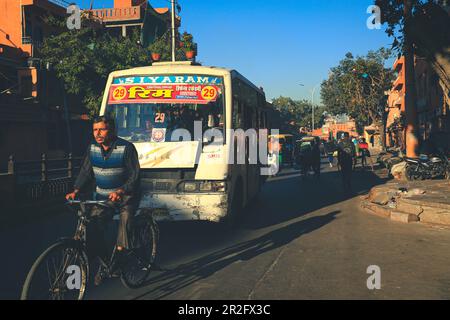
[0,0,27,61]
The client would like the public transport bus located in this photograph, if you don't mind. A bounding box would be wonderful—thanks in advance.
[99,61,269,224]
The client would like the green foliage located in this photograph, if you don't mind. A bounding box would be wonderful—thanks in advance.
[40,22,199,117]
[181,32,197,52]
[271,96,326,131]
[374,0,448,54]
[148,32,173,61]
[149,31,193,61]
[40,25,153,117]
[320,48,395,131]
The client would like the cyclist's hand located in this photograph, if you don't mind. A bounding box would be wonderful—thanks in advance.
[66,191,78,201]
[109,191,123,203]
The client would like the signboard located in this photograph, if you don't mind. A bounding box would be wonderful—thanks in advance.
[108,75,223,105]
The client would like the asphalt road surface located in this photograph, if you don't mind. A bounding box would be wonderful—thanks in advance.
[3,161,450,300]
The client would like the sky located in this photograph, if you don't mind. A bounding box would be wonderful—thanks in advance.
[75,0,395,103]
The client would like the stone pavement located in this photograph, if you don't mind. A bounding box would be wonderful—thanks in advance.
[361,178,450,226]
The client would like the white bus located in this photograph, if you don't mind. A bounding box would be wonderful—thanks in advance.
[100,61,272,224]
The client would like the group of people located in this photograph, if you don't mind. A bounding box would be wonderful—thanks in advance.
[293,133,374,189]
[324,133,374,191]
[325,136,372,169]
[295,138,322,178]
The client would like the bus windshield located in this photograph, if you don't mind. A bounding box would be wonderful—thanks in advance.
[105,75,225,143]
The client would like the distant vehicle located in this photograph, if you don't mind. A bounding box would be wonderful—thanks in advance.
[268,134,295,168]
[295,136,321,174]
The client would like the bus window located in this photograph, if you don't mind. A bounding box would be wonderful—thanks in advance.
[233,99,243,129]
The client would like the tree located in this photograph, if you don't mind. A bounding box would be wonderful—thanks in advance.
[375,0,450,156]
[320,49,395,138]
[40,16,198,117]
[271,96,326,133]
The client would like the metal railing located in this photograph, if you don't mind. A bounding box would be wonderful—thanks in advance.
[1,154,83,206]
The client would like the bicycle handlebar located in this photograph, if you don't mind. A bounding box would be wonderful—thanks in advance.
[66,200,115,209]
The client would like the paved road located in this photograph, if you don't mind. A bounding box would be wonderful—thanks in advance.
[3,161,450,299]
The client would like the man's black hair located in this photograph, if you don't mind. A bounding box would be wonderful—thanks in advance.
[93,115,116,136]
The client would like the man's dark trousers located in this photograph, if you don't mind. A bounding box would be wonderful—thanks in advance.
[340,160,353,191]
[86,196,137,261]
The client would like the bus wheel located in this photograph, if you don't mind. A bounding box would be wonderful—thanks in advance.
[224,183,243,229]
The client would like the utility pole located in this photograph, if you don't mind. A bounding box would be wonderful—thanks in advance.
[311,84,320,131]
[171,0,176,62]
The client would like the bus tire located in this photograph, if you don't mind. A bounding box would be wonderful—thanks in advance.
[223,181,243,229]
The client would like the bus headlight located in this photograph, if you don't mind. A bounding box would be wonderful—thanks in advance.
[211,181,227,192]
[199,182,212,192]
[184,182,198,192]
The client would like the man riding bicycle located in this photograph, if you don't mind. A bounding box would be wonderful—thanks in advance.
[66,116,141,285]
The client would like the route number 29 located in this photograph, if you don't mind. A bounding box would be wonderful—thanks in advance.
[112,87,127,101]
[155,112,165,123]
[201,86,218,101]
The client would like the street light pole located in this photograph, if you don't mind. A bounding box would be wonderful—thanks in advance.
[311,84,320,131]
[300,83,321,132]
[171,0,176,62]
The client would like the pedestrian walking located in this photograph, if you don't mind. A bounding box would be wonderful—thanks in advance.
[337,132,356,192]
[359,138,374,171]
[311,140,321,179]
[352,137,360,169]
[325,140,337,168]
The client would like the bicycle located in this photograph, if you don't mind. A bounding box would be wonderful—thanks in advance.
[21,200,159,300]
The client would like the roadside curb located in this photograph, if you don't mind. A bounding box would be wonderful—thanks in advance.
[361,180,450,227]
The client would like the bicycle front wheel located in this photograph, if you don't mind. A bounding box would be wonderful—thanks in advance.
[21,240,89,300]
[120,215,159,289]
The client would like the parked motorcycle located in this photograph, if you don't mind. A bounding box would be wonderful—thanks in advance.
[404,152,450,181]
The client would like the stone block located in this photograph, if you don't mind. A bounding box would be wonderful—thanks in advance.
[396,201,423,216]
[419,207,450,226]
[391,211,420,223]
[371,193,393,206]
[361,201,391,218]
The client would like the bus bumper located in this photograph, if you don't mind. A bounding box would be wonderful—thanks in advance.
[139,192,229,223]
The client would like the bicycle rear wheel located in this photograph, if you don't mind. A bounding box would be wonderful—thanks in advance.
[120,214,158,289]
[21,240,89,300]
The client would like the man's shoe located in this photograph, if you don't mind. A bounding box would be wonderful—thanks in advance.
[94,266,108,286]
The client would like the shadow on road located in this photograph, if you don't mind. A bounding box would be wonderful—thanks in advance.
[134,210,340,300]
[242,166,390,230]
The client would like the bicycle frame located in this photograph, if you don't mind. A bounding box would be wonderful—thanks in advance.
[68,200,121,275]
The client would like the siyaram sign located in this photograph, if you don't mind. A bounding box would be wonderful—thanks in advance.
[108,84,221,105]
[109,75,222,105]
[113,76,223,85]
